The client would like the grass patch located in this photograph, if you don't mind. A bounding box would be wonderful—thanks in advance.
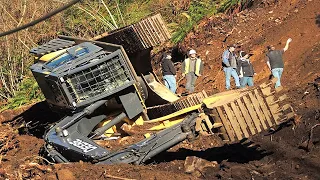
[171,1,217,43]
[1,78,44,111]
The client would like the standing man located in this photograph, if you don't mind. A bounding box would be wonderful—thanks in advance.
[266,38,292,88]
[182,49,203,93]
[238,51,255,88]
[162,54,177,93]
[222,44,240,90]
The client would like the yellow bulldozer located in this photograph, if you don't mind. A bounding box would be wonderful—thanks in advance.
[29,14,296,164]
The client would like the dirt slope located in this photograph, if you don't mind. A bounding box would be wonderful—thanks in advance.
[173,0,320,93]
[1,0,320,179]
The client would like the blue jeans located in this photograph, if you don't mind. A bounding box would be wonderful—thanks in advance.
[163,75,176,93]
[223,67,240,90]
[240,77,254,88]
[272,68,283,88]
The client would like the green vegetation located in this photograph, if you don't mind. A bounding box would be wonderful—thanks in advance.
[0,0,251,110]
[1,77,44,111]
[170,1,217,43]
[218,0,253,14]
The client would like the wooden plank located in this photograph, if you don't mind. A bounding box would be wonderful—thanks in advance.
[248,92,268,130]
[216,107,235,142]
[236,99,257,135]
[223,104,243,140]
[230,102,250,138]
[242,96,262,132]
[254,89,274,127]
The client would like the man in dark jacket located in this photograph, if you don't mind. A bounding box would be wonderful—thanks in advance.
[238,51,255,88]
[222,44,240,90]
[266,38,292,88]
[162,54,176,93]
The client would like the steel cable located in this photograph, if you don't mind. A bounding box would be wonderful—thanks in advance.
[0,0,82,37]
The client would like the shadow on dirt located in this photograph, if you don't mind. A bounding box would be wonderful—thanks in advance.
[169,44,188,63]
[147,139,272,164]
[3,101,62,138]
[316,14,320,27]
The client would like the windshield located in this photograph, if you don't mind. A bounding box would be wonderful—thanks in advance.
[45,47,89,69]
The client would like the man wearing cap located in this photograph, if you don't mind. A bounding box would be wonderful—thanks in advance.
[266,38,292,88]
[182,49,203,93]
[162,53,177,93]
[222,44,240,90]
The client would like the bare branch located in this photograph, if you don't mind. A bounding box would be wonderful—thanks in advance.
[18,38,30,50]
[77,5,116,30]
[100,0,119,28]
[17,0,27,26]
[0,4,19,24]
[116,0,126,26]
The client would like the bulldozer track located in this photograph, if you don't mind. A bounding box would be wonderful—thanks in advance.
[206,81,295,142]
[92,14,171,54]
[145,79,295,143]
[146,91,208,119]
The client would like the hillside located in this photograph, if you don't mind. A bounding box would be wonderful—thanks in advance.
[0,0,320,179]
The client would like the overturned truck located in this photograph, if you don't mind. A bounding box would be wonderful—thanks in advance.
[29,14,296,164]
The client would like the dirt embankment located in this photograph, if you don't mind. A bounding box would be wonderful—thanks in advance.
[0,0,320,179]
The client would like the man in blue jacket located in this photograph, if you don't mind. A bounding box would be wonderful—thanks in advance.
[222,44,240,90]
